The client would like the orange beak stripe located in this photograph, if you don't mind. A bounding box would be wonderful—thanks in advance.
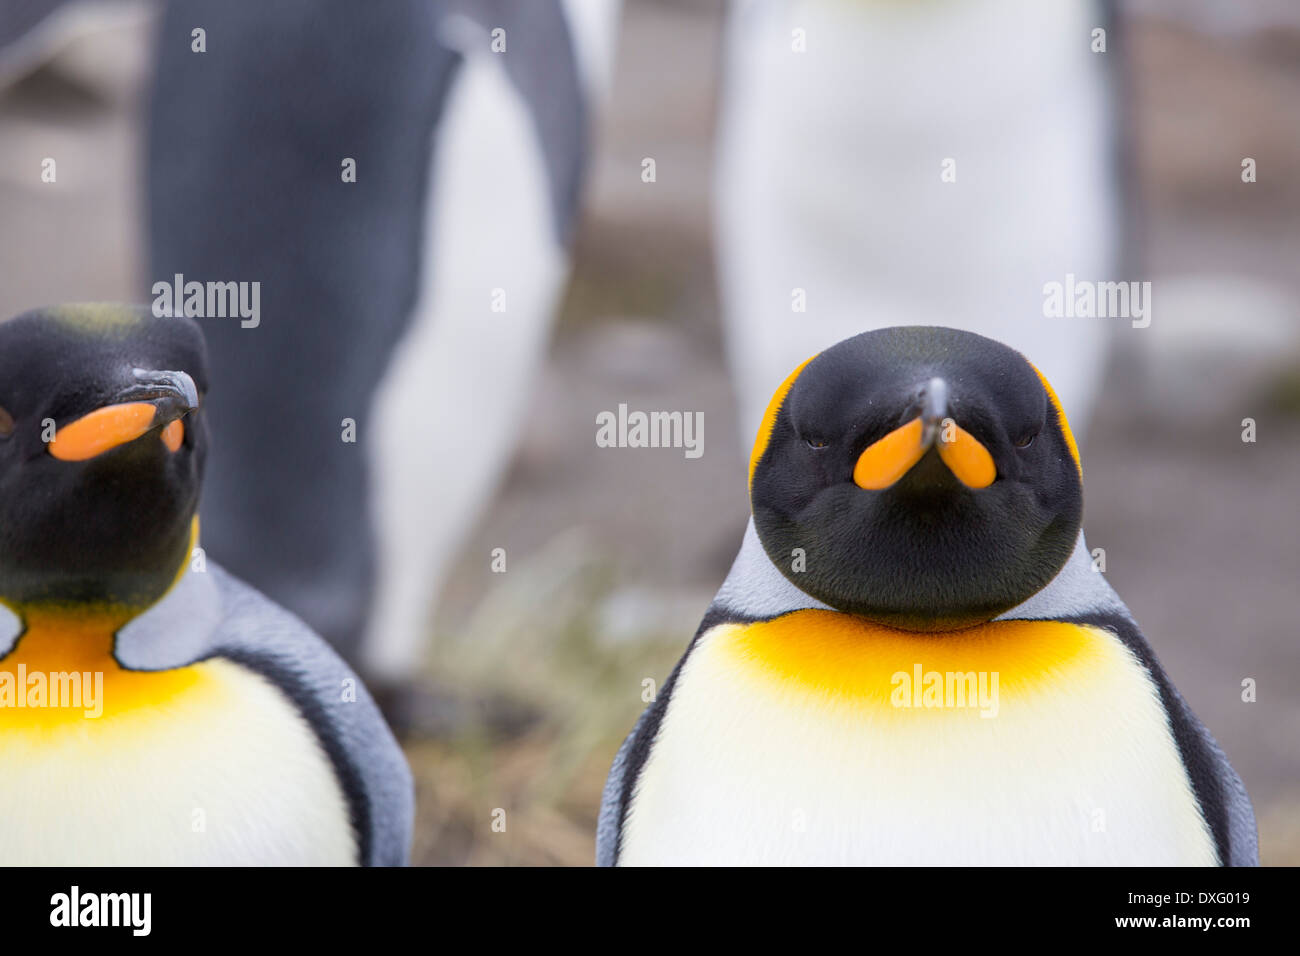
[936,422,996,489]
[853,416,997,491]
[49,402,159,462]
[852,418,928,490]
[161,419,185,453]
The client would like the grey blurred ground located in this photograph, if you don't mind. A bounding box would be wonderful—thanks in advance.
[1,0,1296,865]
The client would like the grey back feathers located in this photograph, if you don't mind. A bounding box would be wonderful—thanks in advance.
[117,563,414,866]
[1158,672,1259,866]
[596,701,651,868]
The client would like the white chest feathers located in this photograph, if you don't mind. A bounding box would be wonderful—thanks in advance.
[0,657,356,866]
[620,614,1217,866]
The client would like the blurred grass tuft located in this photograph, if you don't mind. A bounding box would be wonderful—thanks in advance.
[406,531,685,866]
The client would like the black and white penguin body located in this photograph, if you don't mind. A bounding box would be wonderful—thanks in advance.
[147,0,619,677]
[0,305,412,865]
[599,327,1257,867]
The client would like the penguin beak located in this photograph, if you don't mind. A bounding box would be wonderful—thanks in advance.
[918,377,948,447]
[853,377,996,491]
[48,369,199,462]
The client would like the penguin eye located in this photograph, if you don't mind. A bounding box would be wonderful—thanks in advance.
[804,437,829,450]
[0,407,13,438]
[1014,431,1037,449]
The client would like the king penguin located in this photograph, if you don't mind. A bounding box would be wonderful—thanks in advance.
[598,326,1257,866]
[0,304,413,866]
[147,0,620,685]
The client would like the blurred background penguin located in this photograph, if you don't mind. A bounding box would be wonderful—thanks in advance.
[715,0,1123,443]
[146,0,622,729]
[1,0,1297,865]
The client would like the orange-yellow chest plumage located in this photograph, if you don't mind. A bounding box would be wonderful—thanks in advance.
[0,607,355,865]
[723,611,1108,710]
[0,608,206,729]
[621,610,1218,865]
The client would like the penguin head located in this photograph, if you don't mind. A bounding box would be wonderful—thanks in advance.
[749,326,1083,631]
[0,305,209,609]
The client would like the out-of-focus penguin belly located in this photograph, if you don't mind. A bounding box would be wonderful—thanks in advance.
[717,0,1115,438]
[621,613,1217,865]
[0,658,355,866]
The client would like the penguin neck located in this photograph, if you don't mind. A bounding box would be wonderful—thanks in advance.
[0,596,210,730]
[0,506,199,612]
[0,519,210,729]
[0,516,201,663]
[713,519,833,620]
[719,523,1122,629]
[0,603,141,732]
[3,604,135,669]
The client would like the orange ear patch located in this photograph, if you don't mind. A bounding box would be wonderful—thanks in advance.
[49,403,157,462]
[936,421,997,489]
[749,354,818,491]
[853,418,928,490]
[160,419,184,453]
[1029,363,1081,476]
